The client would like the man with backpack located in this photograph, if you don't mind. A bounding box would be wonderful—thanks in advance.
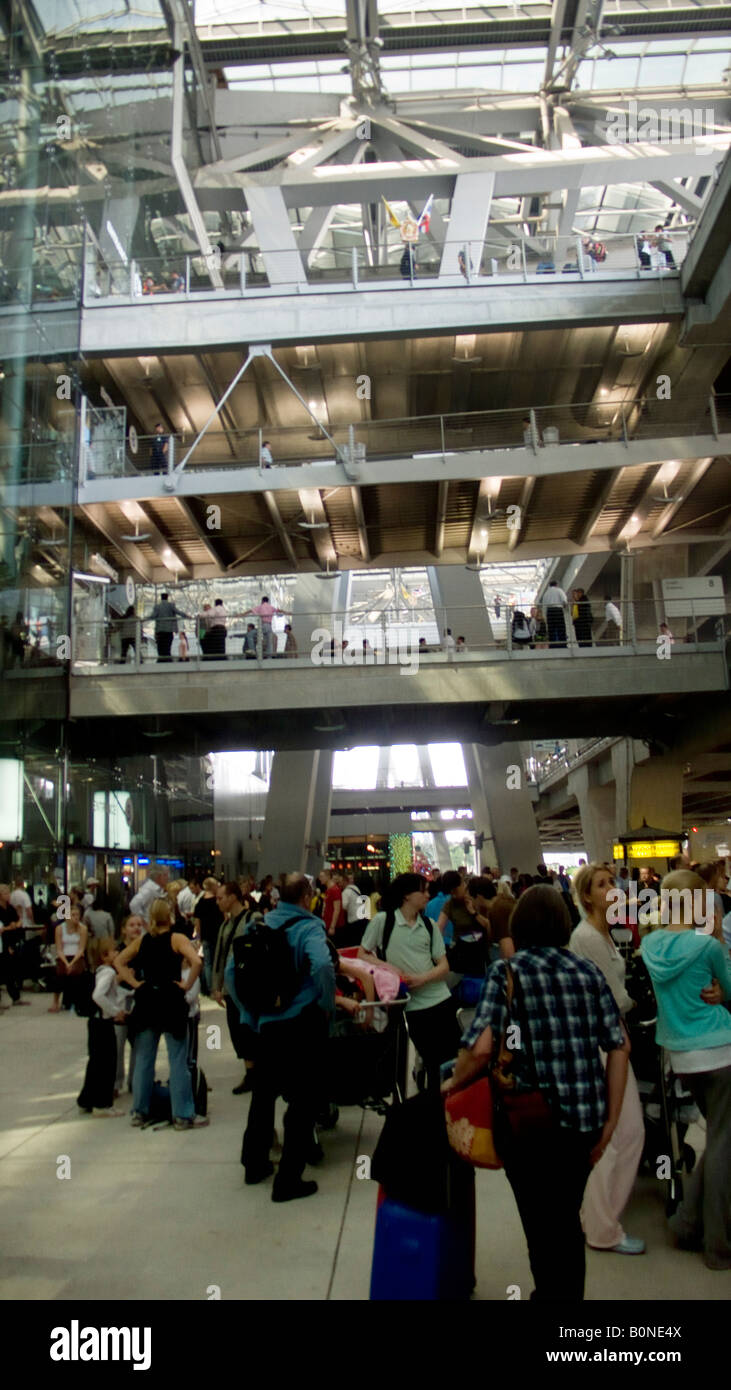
[226,874,336,1202]
[212,882,259,1095]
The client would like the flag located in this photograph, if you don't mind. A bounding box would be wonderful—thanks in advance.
[381,196,402,228]
[417,194,433,232]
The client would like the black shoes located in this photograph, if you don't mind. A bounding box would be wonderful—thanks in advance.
[244,1161,274,1185]
[272,1180,318,1203]
[232,1072,254,1095]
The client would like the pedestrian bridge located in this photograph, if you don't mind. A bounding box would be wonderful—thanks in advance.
[56,642,729,756]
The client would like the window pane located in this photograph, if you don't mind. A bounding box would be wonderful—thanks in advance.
[428,743,468,787]
[332,746,379,790]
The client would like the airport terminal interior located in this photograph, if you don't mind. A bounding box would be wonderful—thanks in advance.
[1,0,731,1306]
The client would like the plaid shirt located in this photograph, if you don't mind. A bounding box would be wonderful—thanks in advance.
[461,947,624,1132]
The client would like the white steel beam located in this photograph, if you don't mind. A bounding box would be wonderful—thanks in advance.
[576,468,622,546]
[350,485,371,563]
[245,186,307,284]
[439,171,494,279]
[508,476,537,551]
[434,480,449,558]
[262,492,299,569]
[651,457,714,539]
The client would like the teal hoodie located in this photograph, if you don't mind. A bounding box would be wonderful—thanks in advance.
[640,929,731,1052]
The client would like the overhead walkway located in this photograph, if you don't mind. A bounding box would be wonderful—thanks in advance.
[78,263,686,358]
[7,395,730,513]
[58,643,729,756]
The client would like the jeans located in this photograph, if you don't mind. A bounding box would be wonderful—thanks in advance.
[502,1122,598,1300]
[202,940,213,994]
[242,1003,328,1186]
[131,1028,195,1121]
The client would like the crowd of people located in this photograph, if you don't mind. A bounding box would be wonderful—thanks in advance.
[2,852,729,1291]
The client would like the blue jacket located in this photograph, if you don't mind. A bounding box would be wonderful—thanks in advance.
[640,929,731,1052]
[224,900,336,1032]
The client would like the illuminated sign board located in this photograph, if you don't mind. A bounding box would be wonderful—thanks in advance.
[622,840,681,859]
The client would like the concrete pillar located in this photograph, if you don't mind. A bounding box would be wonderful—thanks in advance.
[257,748,333,878]
[620,552,636,644]
[635,543,688,639]
[466,742,543,873]
[568,763,613,862]
[432,830,453,873]
[427,565,494,649]
[290,570,344,664]
[610,738,684,872]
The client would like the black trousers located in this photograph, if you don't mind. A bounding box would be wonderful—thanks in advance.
[242,1003,328,1186]
[156,631,173,662]
[120,637,135,663]
[77,1017,117,1110]
[225,994,256,1063]
[1,945,23,1002]
[405,996,461,1093]
[501,1123,599,1300]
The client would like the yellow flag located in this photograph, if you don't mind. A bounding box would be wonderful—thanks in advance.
[381,196,402,228]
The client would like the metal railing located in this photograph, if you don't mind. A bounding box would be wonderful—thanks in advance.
[79,227,692,308]
[64,393,731,485]
[67,599,728,675]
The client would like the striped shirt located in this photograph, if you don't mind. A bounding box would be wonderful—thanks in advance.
[461,946,624,1132]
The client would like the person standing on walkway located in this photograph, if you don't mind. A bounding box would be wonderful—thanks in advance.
[145,592,185,663]
[544,579,568,647]
[0,884,29,1007]
[208,598,227,659]
[243,595,288,659]
[228,874,336,1201]
[150,423,169,472]
[604,594,622,644]
[570,862,646,1256]
[572,588,593,647]
[116,898,206,1130]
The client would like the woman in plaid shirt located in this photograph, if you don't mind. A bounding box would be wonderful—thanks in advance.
[446,885,628,1301]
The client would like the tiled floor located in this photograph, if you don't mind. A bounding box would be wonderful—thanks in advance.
[0,993,727,1301]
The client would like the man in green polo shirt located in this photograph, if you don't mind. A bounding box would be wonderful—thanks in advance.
[359,872,460,1091]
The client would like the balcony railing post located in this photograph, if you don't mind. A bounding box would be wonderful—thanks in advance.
[621,404,628,448]
[576,237,585,281]
[529,408,538,454]
[440,413,446,461]
[506,606,512,654]
[185,255,191,297]
[239,253,246,295]
[521,239,527,283]
[167,434,175,478]
[351,246,359,289]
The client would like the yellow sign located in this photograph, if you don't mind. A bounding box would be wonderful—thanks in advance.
[625,840,680,859]
[612,844,624,859]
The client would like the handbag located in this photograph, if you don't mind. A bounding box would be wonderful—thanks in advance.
[490,965,553,1145]
[445,1075,502,1170]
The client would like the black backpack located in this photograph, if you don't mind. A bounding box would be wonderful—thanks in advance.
[232,914,304,1019]
[376,907,437,965]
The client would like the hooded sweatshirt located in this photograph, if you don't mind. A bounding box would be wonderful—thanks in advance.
[224,899,336,1032]
[640,929,731,1053]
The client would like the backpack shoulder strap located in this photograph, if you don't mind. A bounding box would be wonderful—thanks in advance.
[378,906,396,960]
[419,913,438,966]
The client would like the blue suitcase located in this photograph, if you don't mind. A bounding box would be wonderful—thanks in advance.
[370,1197,473,1301]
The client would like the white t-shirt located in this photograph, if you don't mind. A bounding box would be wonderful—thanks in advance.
[605,601,622,626]
[10,889,33,931]
[129,878,166,922]
[443,633,456,652]
[544,585,568,607]
[342,884,370,925]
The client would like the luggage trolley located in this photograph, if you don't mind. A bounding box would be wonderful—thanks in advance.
[326,995,411,1116]
[615,932,698,1216]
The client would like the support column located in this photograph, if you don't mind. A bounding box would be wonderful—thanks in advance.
[568,763,614,862]
[427,565,494,649]
[257,748,333,878]
[245,186,307,284]
[619,551,636,644]
[466,742,542,873]
[610,738,684,872]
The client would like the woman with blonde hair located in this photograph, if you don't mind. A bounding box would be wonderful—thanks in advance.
[570,861,646,1255]
[116,897,206,1129]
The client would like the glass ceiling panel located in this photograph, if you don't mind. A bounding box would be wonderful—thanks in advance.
[31,0,165,35]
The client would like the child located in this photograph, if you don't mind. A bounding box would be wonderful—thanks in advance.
[77,938,130,1116]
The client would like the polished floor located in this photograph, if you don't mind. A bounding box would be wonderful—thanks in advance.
[0,992,727,1302]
